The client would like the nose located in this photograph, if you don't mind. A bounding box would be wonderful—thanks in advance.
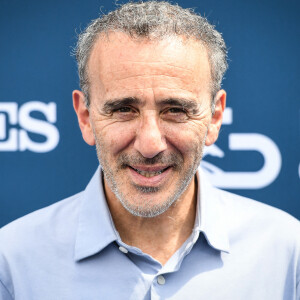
[133,112,167,158]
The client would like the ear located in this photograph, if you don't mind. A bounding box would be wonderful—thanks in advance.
[205,89,226,146]
[72,90,95,146]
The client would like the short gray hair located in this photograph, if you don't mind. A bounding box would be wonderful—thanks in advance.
[74,1,228,108]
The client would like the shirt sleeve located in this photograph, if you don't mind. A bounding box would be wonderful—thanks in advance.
[0,279,13,300]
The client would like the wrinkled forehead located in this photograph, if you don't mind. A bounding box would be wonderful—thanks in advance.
[87,32,212,97]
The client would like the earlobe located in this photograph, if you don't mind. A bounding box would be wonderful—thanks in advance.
[205,90,226,146]
[72,90,95,146]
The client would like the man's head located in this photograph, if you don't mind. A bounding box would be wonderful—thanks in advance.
[73,1,227,218]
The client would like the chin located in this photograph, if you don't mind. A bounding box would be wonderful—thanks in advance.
[116,186,181,218]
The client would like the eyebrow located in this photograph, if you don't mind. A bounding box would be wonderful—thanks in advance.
[103,97,142,112]
[102,97,199,113]
[157,98,199,111]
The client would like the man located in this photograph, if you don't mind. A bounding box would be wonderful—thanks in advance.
[0,1,299,299]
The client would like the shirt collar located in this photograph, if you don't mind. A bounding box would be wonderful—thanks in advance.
[74,165,230,261]
[196,167,230,253]
[74,167,118,261]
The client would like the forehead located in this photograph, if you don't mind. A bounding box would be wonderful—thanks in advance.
[87,32,211,100]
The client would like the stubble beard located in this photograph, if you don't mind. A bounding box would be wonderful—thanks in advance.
[94,134,206,218]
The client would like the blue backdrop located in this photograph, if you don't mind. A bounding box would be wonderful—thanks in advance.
[1,0,299,227]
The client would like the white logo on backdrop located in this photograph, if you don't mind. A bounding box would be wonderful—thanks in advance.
[0,101,59,153]
[202,108,282,189]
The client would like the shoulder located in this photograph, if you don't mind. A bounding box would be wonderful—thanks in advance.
[0,192,84,298]
[215,188,300,250]
[217,188,300,227]
[215,189,300,285]
[0,191,84,254]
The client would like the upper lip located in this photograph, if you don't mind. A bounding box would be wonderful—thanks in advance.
[129,165,170,172]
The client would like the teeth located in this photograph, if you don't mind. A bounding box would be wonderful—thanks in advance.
[134,168,165,177]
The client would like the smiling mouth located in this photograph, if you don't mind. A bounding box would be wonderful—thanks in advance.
[129,166,170,178]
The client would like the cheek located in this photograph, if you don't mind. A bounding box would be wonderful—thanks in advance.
[98,122,136,155]
[162,122,208,154]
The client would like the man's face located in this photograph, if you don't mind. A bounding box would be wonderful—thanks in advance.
[74,33,225,217]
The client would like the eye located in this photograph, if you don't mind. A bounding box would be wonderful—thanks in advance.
[167,107,186,114]
[162,107,188,122]
[112,106,137,114]
[112,106,138,120]
[116,107,133,113]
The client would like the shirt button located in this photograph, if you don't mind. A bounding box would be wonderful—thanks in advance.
[157,275,165,285]
[118,246,128,254]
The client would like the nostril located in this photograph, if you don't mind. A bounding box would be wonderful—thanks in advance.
[134,139,167,159]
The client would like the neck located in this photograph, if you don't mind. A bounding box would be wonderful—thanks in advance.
[104,176,197,265]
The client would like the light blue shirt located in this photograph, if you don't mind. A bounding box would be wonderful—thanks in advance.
[1,166,300,300]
